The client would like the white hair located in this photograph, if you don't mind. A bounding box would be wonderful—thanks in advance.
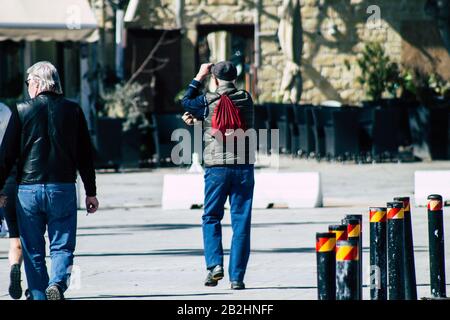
[27,61,63,94]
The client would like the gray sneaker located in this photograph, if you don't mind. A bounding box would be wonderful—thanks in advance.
[45,284,64,300]
[230,281,245,290]
[204,265,224,287]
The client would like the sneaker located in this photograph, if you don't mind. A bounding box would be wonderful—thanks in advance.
[230,281,245,290]
[45,284,64,300]
[204,265,224,287]
[8,264,22,300]
[25,289,31,300]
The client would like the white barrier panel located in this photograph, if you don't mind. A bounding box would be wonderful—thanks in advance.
[162,172,323,210]
[414,171,450,206]
[253,172,322,208]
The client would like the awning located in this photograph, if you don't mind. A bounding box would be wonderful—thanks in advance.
[0,0,99,42]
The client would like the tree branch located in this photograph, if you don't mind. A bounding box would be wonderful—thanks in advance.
[125,30,169,87]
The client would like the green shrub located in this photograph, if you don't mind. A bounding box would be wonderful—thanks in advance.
[346,42,402,101]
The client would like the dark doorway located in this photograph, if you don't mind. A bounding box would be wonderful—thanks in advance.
[196,24,256,97]
[124,29,182,114]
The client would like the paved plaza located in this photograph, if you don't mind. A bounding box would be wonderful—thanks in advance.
[1,158,450,300]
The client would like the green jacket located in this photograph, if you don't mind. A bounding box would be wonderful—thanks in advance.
[203,82,255,166]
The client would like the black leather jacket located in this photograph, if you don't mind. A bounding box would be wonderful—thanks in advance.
[0,92,96,196]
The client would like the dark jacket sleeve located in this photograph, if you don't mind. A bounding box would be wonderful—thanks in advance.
[0,107,20,191]
[76,107,97,197]
[181,79,209,120]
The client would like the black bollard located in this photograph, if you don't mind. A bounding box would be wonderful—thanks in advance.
[343,216,362,300]
[427,194,447,298]
[316,232,336,300]
[387,201,405,300]
[394,197,417,300]
[329,224,348,243]
[369,207,387,300]
[336,239,359,300]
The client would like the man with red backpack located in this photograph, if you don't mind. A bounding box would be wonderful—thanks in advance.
[181,61,255,290]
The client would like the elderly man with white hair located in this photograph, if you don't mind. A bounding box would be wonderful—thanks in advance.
[0,61,99,300]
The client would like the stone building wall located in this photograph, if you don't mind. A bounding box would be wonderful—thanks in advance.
[296,0,434,105]
[101,0,448,105]
[181,0,444,104]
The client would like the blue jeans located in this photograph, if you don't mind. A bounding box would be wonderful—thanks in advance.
[203,165,255,282]
[16,183,77,300]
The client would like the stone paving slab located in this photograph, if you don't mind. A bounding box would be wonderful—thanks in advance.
[1,159,450,300]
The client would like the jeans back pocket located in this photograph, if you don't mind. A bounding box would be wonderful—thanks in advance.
[47,188,77,219]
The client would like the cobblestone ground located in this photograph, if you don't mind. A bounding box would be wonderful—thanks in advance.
[1,158,449,300]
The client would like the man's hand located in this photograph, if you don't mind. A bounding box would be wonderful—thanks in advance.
[194,63,214,82]
[182,112,198,126]
[0,194,6,208]
[86,196,99,214]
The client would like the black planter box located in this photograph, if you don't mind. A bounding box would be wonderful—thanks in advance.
[448,112,450,159]
[95,117,145,169]
[408,105,450,160]
[95,117,124,170]
[292,105,315,156]
[265,103,293,154]
[121,126,142,168]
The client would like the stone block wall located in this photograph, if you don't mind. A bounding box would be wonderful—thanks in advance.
[103,0,448,105]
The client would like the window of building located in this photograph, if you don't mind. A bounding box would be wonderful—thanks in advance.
[0,41,24,100]
[0,40,81,102]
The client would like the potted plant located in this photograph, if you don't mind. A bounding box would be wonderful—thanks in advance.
[402,69,450,160]
[346,42,410,160]
[346,42,403,106]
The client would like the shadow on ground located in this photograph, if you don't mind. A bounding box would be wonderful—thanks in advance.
[76,221,338,232]
[68,292,232,300]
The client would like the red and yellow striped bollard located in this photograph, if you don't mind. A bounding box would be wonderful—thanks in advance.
[336,239,359,300]
[343,216,362,300]
[369,207,387,300]
[316,232,336,300]
[394,196,417,300]
[328,225,347,251]
[427,194,446,298]
[387,201,405,300]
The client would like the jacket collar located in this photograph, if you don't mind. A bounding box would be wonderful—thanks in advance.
[36,91,62,98]
[216,82,237,95]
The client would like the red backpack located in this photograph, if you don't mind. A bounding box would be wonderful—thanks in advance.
[211,94,245,136]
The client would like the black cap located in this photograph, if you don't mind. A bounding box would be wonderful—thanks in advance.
[211,61,237,81]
